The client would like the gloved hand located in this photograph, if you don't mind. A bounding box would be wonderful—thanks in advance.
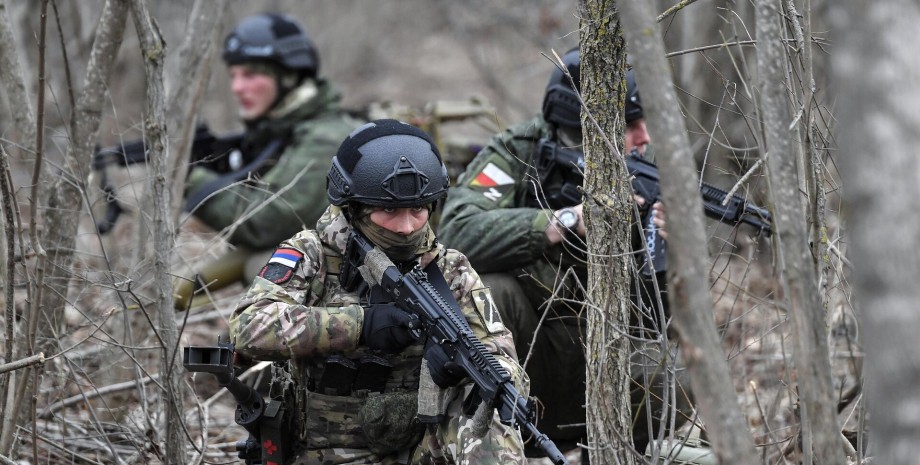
[424,340,466,388]
[361,304,418,353]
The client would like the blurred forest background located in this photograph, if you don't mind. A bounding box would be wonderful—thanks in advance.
[2,0,905,464]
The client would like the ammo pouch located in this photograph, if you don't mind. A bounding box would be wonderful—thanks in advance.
[358,390,425,456]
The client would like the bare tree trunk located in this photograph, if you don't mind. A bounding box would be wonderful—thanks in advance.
[40,0,128,350]
[0,151,16,458]
[0,0,36,155]
[0,3,127,456]
[830,1,920,462]
[754,2,846,464]
[0,0,35,455]
[578,2,634,463]
[166,0,228,224]
[618,1,760,464]
[128,1,186,463]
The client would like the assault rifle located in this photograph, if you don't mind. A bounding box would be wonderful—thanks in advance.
[341,230,570,465]
[530,139,772,275]
[626,150,773,276]
[184,341,292,465]
[92,124,244,234]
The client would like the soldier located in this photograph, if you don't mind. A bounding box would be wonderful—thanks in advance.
[174,12,363,310]
[437,48,692,459]
[230,119,529,464]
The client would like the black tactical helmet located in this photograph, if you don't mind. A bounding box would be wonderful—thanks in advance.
[542,48,645,126]
[541,47,581,129]
[223,13,319,77]
[327,120,450,208]
[625,67,644,123]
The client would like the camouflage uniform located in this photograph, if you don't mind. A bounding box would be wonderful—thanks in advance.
[230,206,528,464]
[437,117,692,453]
[187,78,362,250]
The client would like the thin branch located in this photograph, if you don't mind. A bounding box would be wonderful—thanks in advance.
[657,0,700,23]
[0,353,44,375]
[43,373,160,415]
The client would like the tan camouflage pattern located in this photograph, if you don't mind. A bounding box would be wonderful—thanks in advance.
[411,384,529,465]
[230,205,527,464]
[436,116,587,315]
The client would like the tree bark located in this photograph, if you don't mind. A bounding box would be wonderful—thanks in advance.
[755,2,846,464]
[128,1,186,463]
[578,2,634,463]
[165,0,227,225]
[0,0,36,156]
[40,0,128,349]
[830,1,920,462]
[618,1,760,464]
[0,0,35,455]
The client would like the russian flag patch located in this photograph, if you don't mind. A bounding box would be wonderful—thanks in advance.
[259,248,304,284]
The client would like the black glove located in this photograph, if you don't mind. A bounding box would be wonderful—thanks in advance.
[424,340,466,388]
[361,304,418,353]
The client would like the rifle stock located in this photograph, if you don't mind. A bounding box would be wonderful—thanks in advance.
[343,231,571,465]
[184,342,291,465]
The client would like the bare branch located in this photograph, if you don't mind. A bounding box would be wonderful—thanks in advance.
[0,353,44,377]
[756,2,845,463]
[619,0,760,463]
[128,1,187,462]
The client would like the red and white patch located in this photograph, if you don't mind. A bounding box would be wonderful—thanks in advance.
[469,162,514,188]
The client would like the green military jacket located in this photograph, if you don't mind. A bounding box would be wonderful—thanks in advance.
[187,78,362,250]
[437,117,586,310]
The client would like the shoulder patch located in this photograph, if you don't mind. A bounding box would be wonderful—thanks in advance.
[468,162,515,188]
[471,287,505,335]
[258,248,304,284]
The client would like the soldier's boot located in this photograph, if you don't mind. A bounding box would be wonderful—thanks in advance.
[172,251,249,311]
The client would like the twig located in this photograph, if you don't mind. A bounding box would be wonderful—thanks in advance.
[723,156,766,205]
[20,426,108,464]
[665,39,757,58]
[42,373,160,416]
[657,0,700,23]
[0,353,44,375]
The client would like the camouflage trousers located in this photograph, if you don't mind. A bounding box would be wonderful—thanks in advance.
[290,383,526,465]
[481,272,694,455]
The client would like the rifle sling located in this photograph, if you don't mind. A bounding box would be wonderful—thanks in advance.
[184,137,285,212]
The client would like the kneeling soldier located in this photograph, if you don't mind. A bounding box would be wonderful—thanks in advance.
[230,119,529,464]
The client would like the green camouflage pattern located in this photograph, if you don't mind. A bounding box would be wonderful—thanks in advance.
[186,78,363,250]
[231,206,527,464]
[438,116,695,452]
[437,117,586,310]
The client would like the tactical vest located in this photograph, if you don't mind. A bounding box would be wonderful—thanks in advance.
[273,232,426,456]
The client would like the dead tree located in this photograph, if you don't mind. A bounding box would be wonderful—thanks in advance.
[578,2,635,463]
[618,1,760,464]
[755,2,846,464]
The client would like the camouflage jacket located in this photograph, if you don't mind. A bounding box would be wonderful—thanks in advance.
[186,78,362,250]
[230,205,524,390]
[437,116,587,310]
